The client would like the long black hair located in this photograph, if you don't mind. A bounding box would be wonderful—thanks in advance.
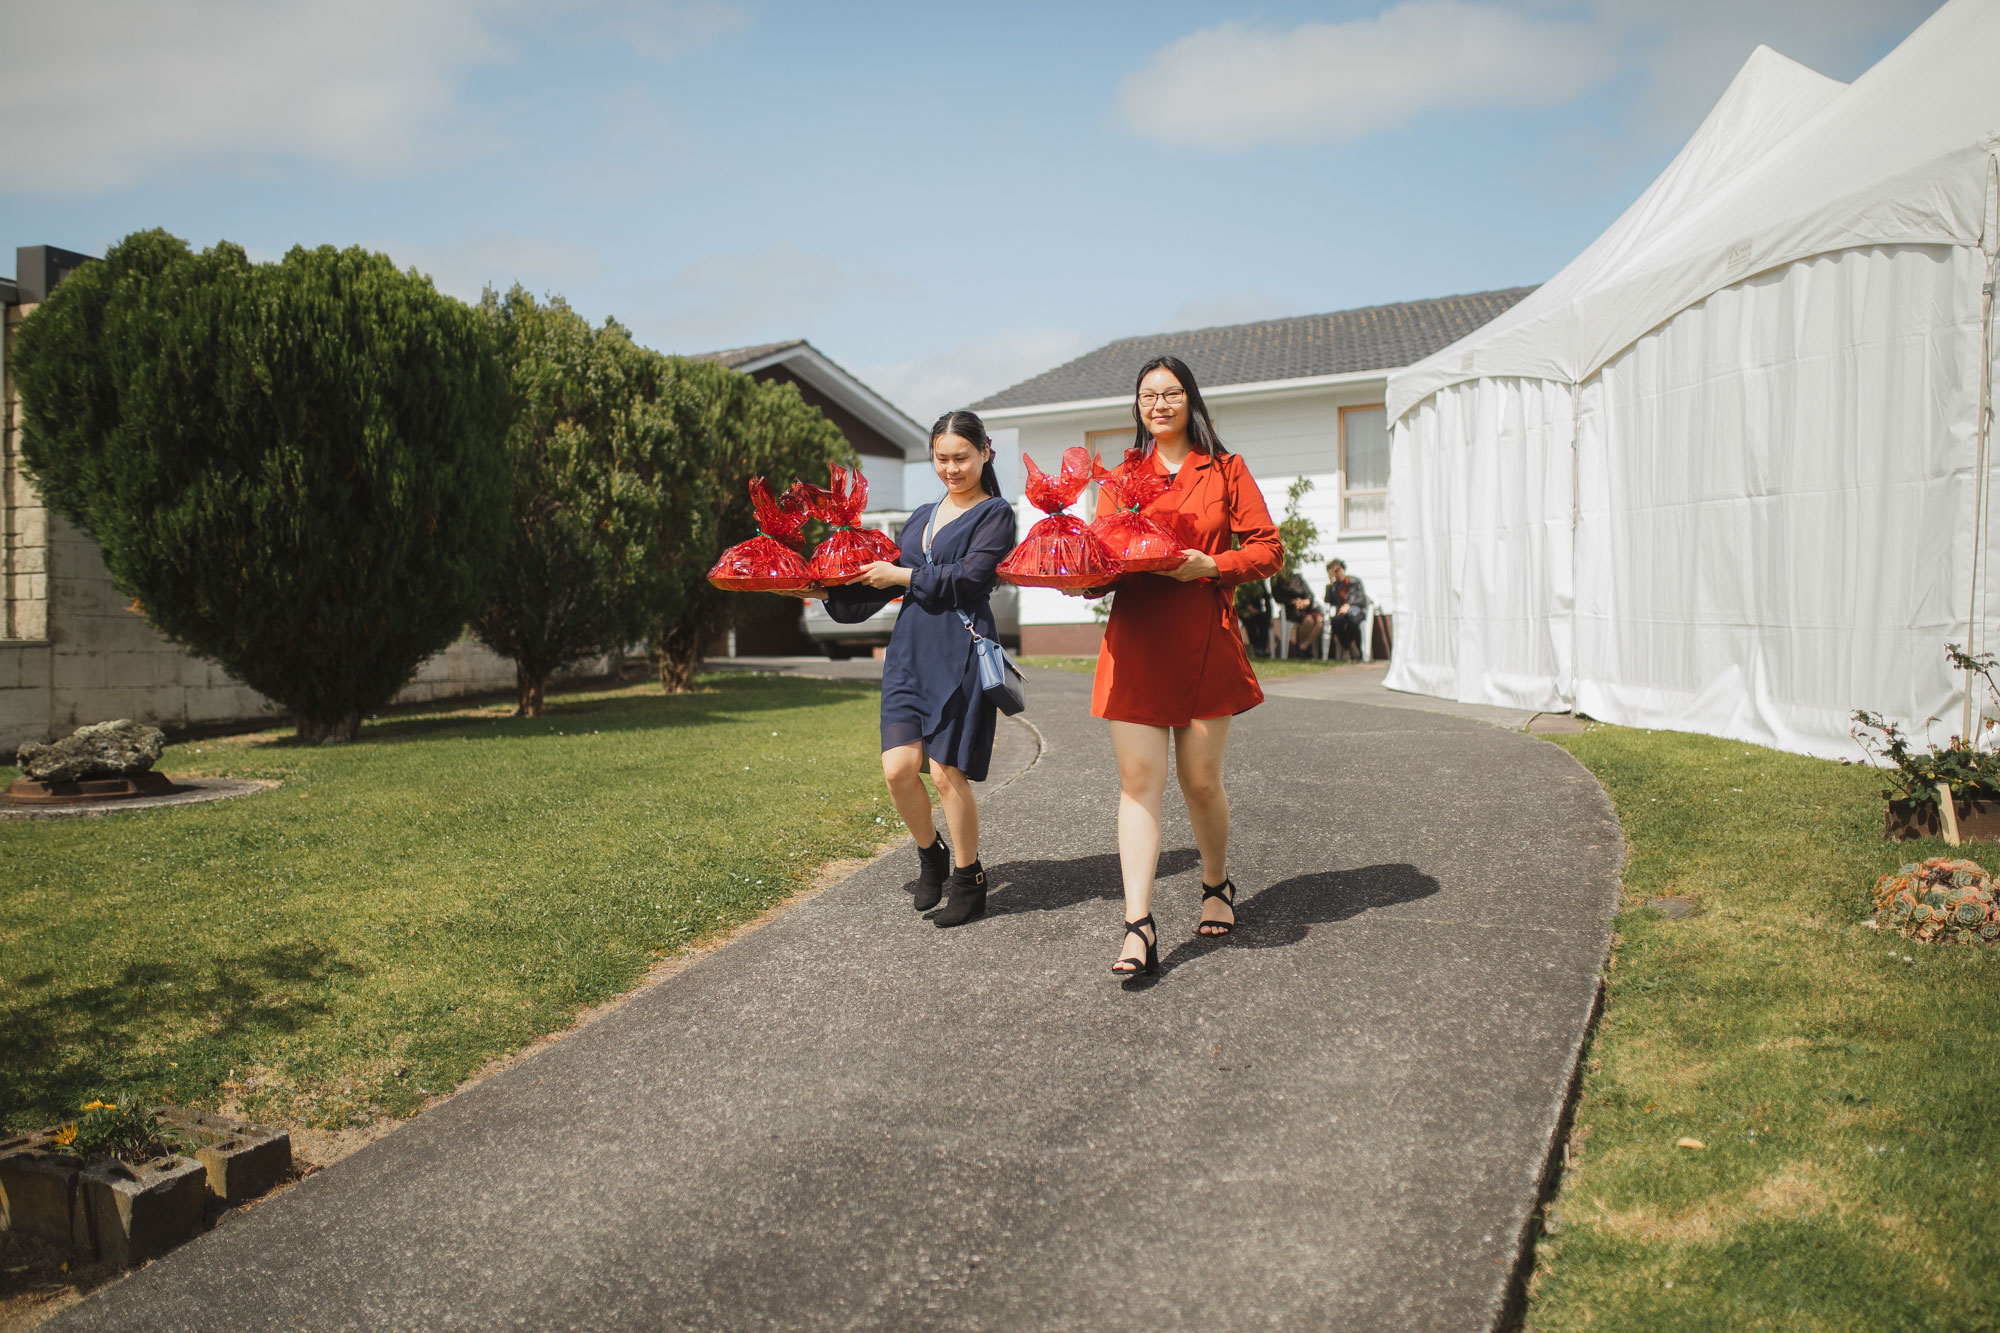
[1131,354,1228,456]
[930,409,1002,498]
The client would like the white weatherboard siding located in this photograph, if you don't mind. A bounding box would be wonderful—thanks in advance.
[986,383,1394,630]
[1386,0,2000,758]
[850,449,903,513]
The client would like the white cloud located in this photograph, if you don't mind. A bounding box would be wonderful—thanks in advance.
[573,0,748,62]
[0,0,747,195]
[858,329,1095,424]
[632,244,921,353]
[1120,0,1943,152]
[384,235,608,305]
[1119,3,1618,149]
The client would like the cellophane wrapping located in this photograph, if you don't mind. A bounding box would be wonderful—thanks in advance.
[998,447,1117,590]
[804,463,901,584]
[1089,448,1187,574]
[707,478,815,592]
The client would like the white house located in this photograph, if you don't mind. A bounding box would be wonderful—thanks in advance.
[966,290,1534,655]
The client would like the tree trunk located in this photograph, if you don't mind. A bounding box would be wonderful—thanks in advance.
[515,663,547,718]
[296,710,361,744]
[654,620,703,694]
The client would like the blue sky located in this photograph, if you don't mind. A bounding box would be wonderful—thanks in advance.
[0,0,1943,420]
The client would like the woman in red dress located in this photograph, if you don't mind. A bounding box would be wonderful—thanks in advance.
[1092,355,1283,976]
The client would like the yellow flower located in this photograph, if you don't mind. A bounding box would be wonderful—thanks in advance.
[81,1099,112,1111]
[52,1123,77,1146]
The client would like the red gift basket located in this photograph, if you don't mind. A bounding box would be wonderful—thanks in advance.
[1089,448,1189,575]
[803,463,901,585]
[707,478,816,592]
[997,447,1118,590]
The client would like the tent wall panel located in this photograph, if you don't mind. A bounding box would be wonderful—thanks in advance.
[1570,243,1986,757]
[1385,377,1573,711]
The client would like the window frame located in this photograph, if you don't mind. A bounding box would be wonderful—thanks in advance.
[1338,403,1389,534]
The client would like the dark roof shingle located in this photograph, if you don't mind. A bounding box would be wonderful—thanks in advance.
[689,339,808,369]
[971,287,1535,411]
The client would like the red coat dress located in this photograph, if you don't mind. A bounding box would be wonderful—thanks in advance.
[1092,448,1284,726]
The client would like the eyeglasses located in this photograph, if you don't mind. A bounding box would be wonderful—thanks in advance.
[1137,390,1187,408]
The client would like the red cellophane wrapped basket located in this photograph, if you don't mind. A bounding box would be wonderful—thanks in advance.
[804,463,901,584]
[997,447,1118,590]
[707,478,815,592]
[1089,448,1188,574]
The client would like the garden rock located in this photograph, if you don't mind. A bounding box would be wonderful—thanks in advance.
[17,719,166,783]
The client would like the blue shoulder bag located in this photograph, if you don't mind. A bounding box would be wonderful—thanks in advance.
[927,500,1026,717]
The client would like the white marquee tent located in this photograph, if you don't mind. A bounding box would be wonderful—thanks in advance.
[1384,0,2000,759]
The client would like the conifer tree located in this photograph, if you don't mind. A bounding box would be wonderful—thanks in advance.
[473,288,679,715]
[12,230,508,742]
[646,370,851,692]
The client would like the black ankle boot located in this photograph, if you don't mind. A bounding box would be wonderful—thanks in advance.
[914,836,950,911]
[934,860,987,927]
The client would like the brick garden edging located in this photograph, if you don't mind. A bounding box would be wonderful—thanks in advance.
[0,1108,292,1266]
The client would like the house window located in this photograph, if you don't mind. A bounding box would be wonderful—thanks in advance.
[1340,405,1389,532]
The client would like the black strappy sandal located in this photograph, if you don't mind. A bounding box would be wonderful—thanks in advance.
[1112,915,1158,976]
[1196,879,1237,937]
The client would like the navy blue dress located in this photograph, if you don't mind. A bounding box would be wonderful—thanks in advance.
[825,495,1017,781]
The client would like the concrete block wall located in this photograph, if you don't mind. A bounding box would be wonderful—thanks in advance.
[42,510,280,742]
[0,640,51,751]
[4,304,49,642]
[394,635,578,705]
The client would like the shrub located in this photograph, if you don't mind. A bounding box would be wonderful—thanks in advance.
[1277,475,1319,578]
[1873,858,2000,944]
[645,371,852,692]
[12,230,509,742]
[473,288,680,715]
[1852,644,2000,808]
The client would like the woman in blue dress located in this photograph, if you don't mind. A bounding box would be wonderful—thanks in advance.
[800,410,1018,927]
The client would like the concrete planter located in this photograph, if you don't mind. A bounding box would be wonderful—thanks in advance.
[1,1107,293,1266]
[78,1154,208,1266]
[1886,793,2000,843]
[0,1133,88,1250]
[150,1107,292,1205]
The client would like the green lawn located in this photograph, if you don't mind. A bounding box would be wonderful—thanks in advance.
[1018,654,1346,679]
[1529,725,2000,1331]
[0,674,893,1136]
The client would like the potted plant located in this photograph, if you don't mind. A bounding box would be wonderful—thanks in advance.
[47,1100,204,1266]
[1853,644,2000,842]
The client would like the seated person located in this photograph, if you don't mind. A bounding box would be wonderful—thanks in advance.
[1323,558,1371,660]
[1270,569,1323,658]
[1235,579,1272,658]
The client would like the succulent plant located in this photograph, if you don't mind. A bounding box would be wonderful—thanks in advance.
[1874,857,2000,946]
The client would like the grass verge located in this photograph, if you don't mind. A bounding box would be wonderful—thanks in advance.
[1528,724,2000,1331]
[0,674,894,1138]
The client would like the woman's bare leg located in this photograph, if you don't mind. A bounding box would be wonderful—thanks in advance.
[1173,715,1235,931]
[881,743,938,847]
[1108,720,1171,967]
[930,761,979,866]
